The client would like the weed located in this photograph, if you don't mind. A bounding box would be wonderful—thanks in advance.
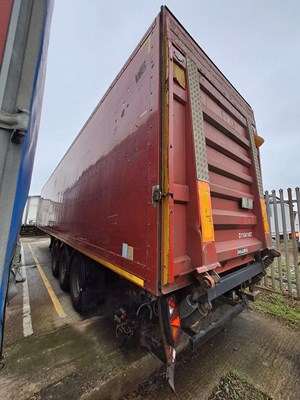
[209,370,271,400]
[254,290,300,329]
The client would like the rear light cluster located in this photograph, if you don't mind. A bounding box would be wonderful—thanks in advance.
[166,296,181,346]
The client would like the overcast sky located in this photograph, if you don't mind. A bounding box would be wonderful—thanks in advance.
[30,0,300,195]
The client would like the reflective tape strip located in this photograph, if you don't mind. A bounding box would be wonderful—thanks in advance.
[187,57,209,182]
[173,62,186,89]
[35,228,145,288]
[72,244,145,288]
[162,33,170,286]
[260,198,270,234]
[198,181,215,242]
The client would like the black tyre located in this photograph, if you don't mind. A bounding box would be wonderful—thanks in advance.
[51,241,60,277]
[58,246,70,291]
[70,253,84,312]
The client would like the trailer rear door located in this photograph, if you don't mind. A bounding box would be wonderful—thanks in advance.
[160,8,271,290]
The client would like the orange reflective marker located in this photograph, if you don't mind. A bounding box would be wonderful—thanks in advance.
[260,198,270,234]
[198,181,215,242]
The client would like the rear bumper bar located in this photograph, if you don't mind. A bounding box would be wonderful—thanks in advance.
[206,261,264,302]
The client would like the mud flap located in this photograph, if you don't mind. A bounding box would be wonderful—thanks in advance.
[157,297,179,394]
[166,346,177,394]
[77,256,105,313]
[81,288,100,313]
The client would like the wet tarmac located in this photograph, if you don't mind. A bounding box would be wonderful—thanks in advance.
[4,237,81,346]
[1,236,159,400]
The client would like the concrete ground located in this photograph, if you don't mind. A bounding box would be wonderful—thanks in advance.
[1,237,300,400]
[125,310,300,400]
[3,237,81,346]
[1,237,161,400]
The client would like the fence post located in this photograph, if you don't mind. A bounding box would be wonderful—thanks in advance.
[288,188,300,296]
[265,190,275,288]
[279,189,292,295]
[272,190,283,292]
[296,187,300,238]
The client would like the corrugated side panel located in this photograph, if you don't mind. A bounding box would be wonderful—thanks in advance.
[200,80,263,272]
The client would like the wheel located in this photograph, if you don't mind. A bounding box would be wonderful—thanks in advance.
[70,253,84,312]
[70,253,106,313]
[51,241,60,277]
[58,245,70,291]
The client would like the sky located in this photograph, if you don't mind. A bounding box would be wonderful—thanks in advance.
[30,0,300,195]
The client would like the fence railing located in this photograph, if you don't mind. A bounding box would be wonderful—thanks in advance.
[264,188,300,298]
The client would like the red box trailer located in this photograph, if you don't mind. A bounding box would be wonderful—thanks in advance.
[37,7,278,387]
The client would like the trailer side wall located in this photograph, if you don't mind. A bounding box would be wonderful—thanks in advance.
[38,18,161,294]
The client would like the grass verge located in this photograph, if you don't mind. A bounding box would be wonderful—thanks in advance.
[253,290,300,329]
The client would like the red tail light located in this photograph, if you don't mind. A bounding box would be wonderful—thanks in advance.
[166,296,181,346]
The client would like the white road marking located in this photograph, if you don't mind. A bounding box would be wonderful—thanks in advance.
[21,245,33,337]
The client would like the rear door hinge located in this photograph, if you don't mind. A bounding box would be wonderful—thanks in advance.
[152,185,173,203]
[0,107,30,144]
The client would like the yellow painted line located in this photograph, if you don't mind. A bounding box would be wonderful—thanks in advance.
[28,244,66,318]
[38,228,145,288]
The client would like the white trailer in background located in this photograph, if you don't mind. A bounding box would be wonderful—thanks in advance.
[22,195,40,226]
[268,196,298,238]
[20,195,42,235]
